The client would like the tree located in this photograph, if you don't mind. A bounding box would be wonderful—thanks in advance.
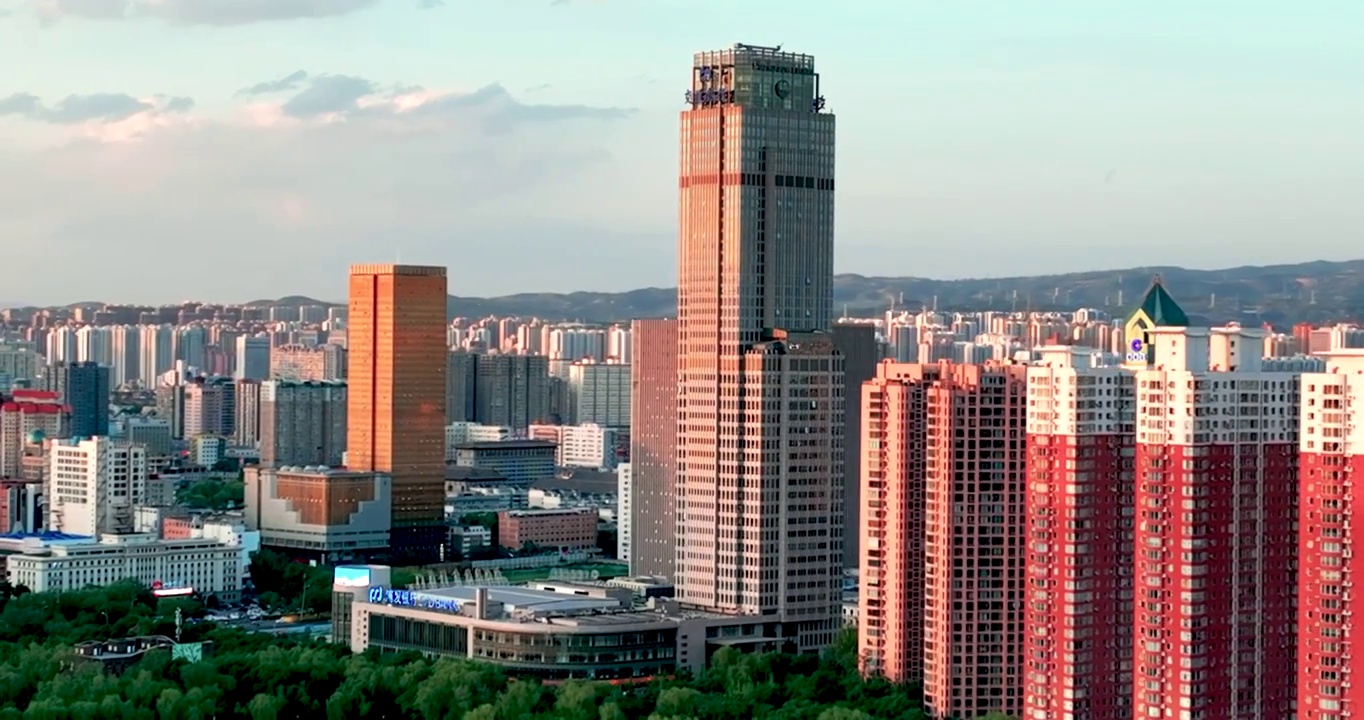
[248,549,333,613]
[595,527,618,558]
[553,681,600,720]
[177,478,245,511]
[0,582,927,720]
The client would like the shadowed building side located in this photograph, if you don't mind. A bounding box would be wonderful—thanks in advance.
[628,318,678,578]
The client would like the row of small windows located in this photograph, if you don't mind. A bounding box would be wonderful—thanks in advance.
[733,173,834,191]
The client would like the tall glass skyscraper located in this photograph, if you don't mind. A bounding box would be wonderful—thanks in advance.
[65,361,110,438]
[675,43,843,653]
[347,264,448,562]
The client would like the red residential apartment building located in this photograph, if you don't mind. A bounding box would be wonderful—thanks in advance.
[1299,349,1364,720]
[1024,346,1136,720]
[1024,281,1301,720]
[860,360,1028,720]
[1129,324,1298,720]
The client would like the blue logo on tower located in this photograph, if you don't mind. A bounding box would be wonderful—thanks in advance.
[367,586,384,603]
[1126,338,1148,363]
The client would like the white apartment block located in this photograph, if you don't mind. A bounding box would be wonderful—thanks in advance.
[5,534,244,602]
[607,324,632,363]
[444,422,512,461]
[191,435,227,467]
[567,360,630,428]
[46,327,77,364]
[0,344,40,390]
[76,325,113,365]
[617,462,632,565]
[529,423,620,470]
[48,437,147,537]
[549,327,607,362]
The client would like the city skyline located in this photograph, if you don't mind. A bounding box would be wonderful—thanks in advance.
[4,2,1364,304]
[5,16,1364,718]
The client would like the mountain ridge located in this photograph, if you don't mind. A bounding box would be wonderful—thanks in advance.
[18,259,1364,328]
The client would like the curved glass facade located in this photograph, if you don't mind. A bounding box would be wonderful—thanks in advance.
[367,614,677,680]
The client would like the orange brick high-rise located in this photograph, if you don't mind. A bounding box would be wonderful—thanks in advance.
[347,264,448,562]
[859,360,1028,719]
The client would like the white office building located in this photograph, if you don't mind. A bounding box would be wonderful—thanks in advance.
[444,422,513,461]
[567,360,630,428]
[48,437,147,537]
[529,423,620,470]
[617,463,632,565]
[6,533,245,602]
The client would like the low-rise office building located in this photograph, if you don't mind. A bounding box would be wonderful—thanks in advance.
[332,566,791,680]
[448,525,492,557]
[451,441,556,485]
[243,466,390,561]
[4,533,244,602]
[497,508,597,551]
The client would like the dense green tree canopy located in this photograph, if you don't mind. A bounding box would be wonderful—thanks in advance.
[0,582,962,719]
[176,477,245,511]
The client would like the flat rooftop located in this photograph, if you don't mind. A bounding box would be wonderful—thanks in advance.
[417,585,621,615]
[455,440,556,451]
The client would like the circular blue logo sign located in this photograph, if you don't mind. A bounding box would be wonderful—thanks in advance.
[1130,338,1143,352]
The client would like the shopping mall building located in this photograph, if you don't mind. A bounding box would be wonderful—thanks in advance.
[331,565,791,680]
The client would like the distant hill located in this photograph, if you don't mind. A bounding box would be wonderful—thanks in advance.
[17,260,1364,328]
[441,259,1364,327]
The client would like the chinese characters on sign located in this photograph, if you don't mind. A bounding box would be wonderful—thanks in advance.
[367,586,463,613]
[686,88,734,106]
[686,65,733,108]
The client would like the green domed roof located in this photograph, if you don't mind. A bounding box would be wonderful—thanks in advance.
[25,429,45,444]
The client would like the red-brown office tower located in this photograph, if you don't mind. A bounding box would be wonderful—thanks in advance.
[1299,349,1364,720]
[627,317,678,578]
[1130,325,1298,720]
[347,264,448,562]
[675,43,843,653]
[1024,347,1136,720]
[859,360,1028,719]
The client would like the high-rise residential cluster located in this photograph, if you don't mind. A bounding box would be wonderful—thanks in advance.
[853,279,1363,720]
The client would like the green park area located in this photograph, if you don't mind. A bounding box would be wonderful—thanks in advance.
[0,579,963,719]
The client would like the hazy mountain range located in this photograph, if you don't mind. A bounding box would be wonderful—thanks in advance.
[32,259,1364,329]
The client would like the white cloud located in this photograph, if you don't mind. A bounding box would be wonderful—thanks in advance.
[0,76,667,305]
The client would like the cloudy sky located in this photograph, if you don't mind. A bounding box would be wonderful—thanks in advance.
[2,1,1362,305]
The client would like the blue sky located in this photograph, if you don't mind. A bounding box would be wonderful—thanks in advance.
[2,0,1362,305]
